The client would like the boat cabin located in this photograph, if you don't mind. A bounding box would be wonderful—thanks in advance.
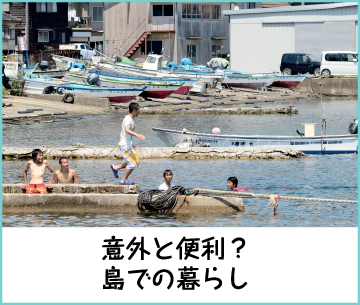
[143,54,163,71]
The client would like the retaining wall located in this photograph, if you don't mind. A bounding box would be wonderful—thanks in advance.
[3,146,305,160]
[2,184,244,214]
[295,77,358,96]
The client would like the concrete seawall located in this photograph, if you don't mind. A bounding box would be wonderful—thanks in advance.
[295,77,358,96]
[2,184,244,214]
[3,146,305,160]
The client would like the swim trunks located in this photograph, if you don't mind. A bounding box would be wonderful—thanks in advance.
[119,145,140,169]
[26,184,47,194]
[234,186,253,191]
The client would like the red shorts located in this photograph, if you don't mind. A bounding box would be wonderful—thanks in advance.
[26,184,47,194]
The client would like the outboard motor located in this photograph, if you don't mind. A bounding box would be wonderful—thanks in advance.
[348,119,358,134]
[39,61,50,71]
[87,73,100,86]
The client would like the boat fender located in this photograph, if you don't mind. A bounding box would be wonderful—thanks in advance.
[63,93,75,104]
[348,119,358,134]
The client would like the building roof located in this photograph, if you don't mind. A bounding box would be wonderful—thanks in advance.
[262,3,291,9]
[2,12,22,23]
[224,2,357,16]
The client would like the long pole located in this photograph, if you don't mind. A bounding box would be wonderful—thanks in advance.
[319,81,324,153]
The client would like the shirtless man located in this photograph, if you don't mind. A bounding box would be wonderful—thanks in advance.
[23,149,55,194]
[54,157,80,184]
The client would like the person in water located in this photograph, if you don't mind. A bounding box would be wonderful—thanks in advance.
[159,169,174,191]
[54,156,80,184]
[227,176,252,191]
[23,149,55,194]
[110,102,145,185]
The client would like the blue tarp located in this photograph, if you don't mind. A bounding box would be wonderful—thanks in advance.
[68,62,86,70]
[180,58,192,66]
[168,62,178,68]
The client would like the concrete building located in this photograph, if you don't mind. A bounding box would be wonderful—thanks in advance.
[70,2,104,53]
[104,2,234,65]
[224,2,358,72]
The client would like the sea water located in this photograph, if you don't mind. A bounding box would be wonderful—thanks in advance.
[2,98,358,227]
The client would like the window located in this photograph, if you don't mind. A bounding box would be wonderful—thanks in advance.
[202,5,211,19]
[182,4,191,18]
[296,55,307,63]
[2,27,9,39]
[192,4,201,19]
[187,44,196,59]
[342,53,357,62]
[164,5,173,16]
[153,5,173,17]
[325,53,341,62]
[37,3,56,12]
[38,31,49,43]
[248,3,256,9]
[36,3,46,12]
[50,30,56,41]
[58,32,66,44]
[212,45,221,57]
[93,7,103,22]
[212,5,221,19]
[47,3,57,13]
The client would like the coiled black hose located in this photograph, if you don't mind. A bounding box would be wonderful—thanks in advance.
[138,185,184,212]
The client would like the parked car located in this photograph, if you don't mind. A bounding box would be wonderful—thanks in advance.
[320,51,358,76]
[59,43,95,59]
[280,53,321,76]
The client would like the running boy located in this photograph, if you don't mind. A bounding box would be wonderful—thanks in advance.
[159,169,174,191]
[227,176,252,191]
[111,102,145,185]
[54,156,80,184]
[23,149,55,194]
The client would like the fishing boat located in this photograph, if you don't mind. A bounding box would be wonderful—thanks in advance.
[92,54,225,87]
[32,69,67,79]
[270,73,309,89]
[152,123,358,154]
[88,71,199,95]
[58,83,148,103]
[221,73,276,89]
[23,76,69,94]
[65,71,186,99]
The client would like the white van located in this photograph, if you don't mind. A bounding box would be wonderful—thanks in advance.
[320,51,358,76]
[59,43,95,59]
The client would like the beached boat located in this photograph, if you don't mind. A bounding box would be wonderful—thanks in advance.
[65,71,186,99]
[221,73,276,89]
[32,69,67,79]
[23,76,69,94]
[89,71,199,95]
[270,73,309,89]
[58,83,147,103]
[152,126,358,154]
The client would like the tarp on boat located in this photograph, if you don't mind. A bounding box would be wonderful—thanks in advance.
[180,58,192,66]
[208,58,230,69]
[120,56,137,66]
[168,62,179,69]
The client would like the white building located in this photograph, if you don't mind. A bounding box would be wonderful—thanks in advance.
[224,2,358,72]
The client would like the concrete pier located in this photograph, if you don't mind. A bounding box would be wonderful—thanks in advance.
[2,184,244,214]
[3,146,305,160]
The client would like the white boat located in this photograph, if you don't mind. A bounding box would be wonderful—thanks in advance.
[152,126,358,154]
[271,73,309,89]
[58,83,148,103]
[23,76,69,94]
[222,73,275,89]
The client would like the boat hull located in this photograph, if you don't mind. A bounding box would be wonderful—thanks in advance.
[152,128,358,154]
[222,75,274,90]
[270,73,308,89]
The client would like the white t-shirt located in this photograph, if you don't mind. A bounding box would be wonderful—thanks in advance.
[119,115,135,146]
[159,182,174,191]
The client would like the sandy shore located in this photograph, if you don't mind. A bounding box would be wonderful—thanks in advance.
[2,86,309,122]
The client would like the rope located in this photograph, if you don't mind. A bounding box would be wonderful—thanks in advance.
[138,185,186,212]
[192,188,358,204]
